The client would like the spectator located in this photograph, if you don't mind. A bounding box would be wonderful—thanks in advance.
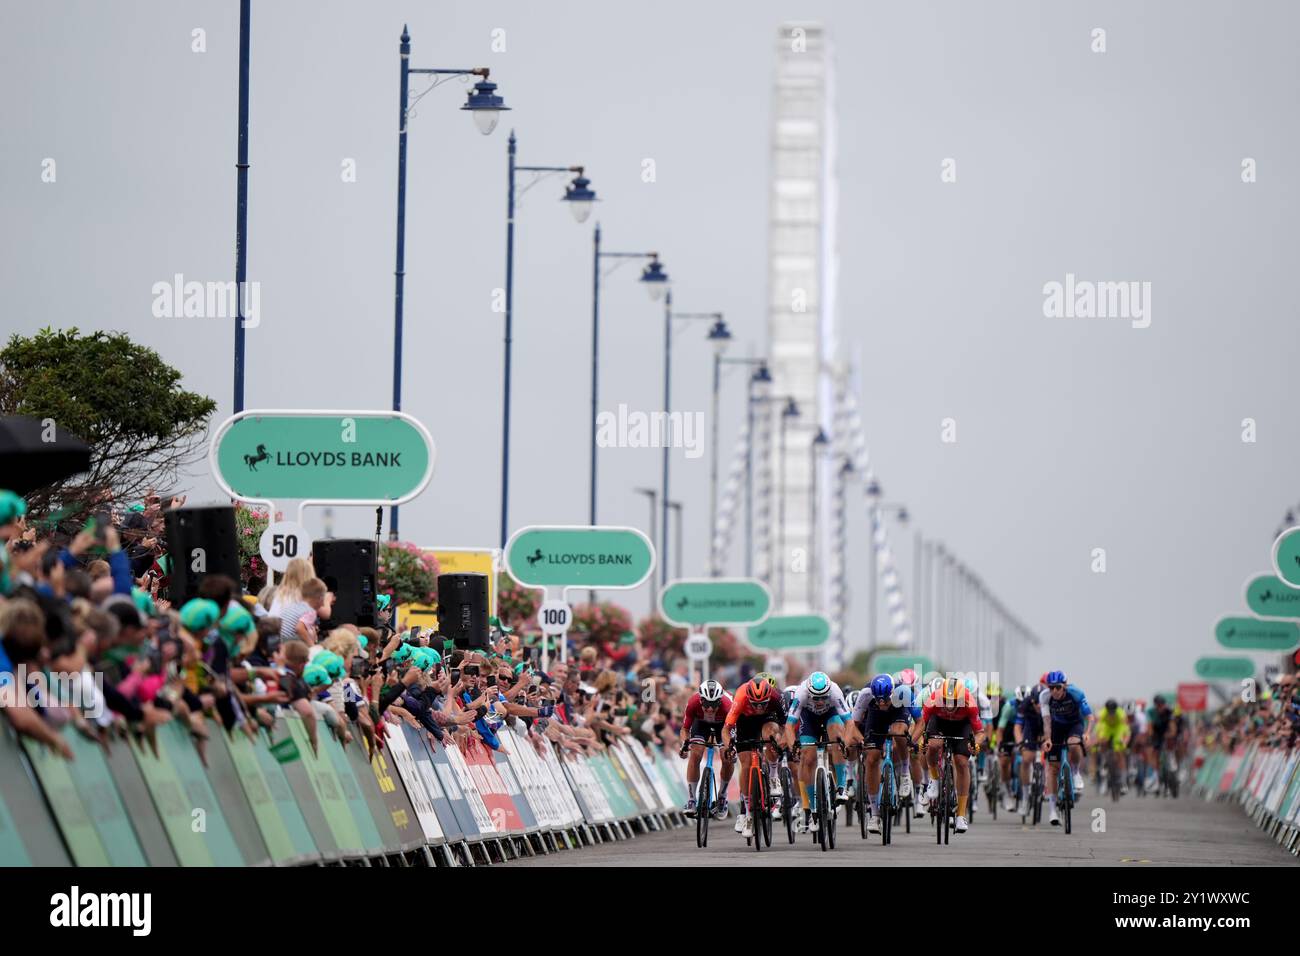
[279,577,327,645]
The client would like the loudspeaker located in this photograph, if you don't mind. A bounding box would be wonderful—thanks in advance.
[312,538,376,632]
[165,505,242,605]
[437,572,489,649]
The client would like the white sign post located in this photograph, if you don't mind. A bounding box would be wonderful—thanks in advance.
[258,521,313,574]
[686,629,713,684]
[537,597,572,674]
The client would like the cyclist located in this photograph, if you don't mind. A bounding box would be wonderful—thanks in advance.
[994,686,1023,813]
[916,676,985,833]
[1127,699,1149,789]
[1093,698,1131,794]
[852,673,917,834]
[1039,670,1094,825]
[1146,695,1181,791]
[783,671,851,834]
[963,676,996,812]
[1013,681,1045,816]
[678,679,735,818]
[722,674,788,840]
[896,668,925,801]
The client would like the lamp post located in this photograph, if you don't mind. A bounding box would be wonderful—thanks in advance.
[661,308,724,585]
[711,355,765,576]
[744,362,773,576]
[807,427,830,611]
[590,224,666,528]
[777,396,800,605]
[500,130,595,547]
[232,0,251,414]
[865,477,908,652]
[667,500,684,579]
[390,25,508,538]
[635,487,658,611]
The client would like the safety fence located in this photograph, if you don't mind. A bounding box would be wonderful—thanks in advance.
[1193,744,1300,858]
[0,716,691,867]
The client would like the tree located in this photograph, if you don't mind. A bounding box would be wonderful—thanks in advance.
[0,328,216,518]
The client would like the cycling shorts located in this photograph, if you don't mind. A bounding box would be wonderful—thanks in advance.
[796,708,846,745]
[924,716,972,756]
[862,706,911,749]
[732,713,782,752]
[1046,721,1085,761]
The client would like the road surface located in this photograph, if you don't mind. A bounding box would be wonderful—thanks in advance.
[508,789,1290,866]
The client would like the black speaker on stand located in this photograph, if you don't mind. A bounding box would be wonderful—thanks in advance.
[437,572,489,649]
[312,538,376,632]
[165,505,242,605]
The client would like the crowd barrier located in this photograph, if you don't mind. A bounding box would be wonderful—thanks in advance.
[0,716,691,867]
[1193,744,1300,857]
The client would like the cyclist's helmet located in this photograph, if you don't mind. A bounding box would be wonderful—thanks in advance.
[963,676,979,695]
[1153,694,1167,707]
[1014,684,1029,703]
[808,672,832,698]
[748,677,773,704]
[1105,698,1118,711]
[987,681,1002,699]
[940,677,965,705]
[755,670,778,688]
[1046,670,1067,687]
[927,677,945,699]
[846,690,861,710]
[869,674,894,701]
[898,667,918,687]
[699,679,724,703]
[783,686,798,709]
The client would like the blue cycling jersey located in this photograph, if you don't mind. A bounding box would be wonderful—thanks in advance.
[1038,684,1092,725]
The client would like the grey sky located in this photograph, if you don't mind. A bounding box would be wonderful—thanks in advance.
[3,1,1297,699]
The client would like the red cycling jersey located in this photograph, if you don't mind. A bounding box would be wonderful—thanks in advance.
[683,691,733,728]
[921,688,984,734]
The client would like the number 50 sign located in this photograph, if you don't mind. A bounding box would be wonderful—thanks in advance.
[259,521,313,573]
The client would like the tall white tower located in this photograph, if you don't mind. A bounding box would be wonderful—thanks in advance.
[762,22,837,615]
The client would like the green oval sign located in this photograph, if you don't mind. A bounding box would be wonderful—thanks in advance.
[1245,573,1300,619]
[660,578,771,627]
[870,653,937,678]
[212,411,433,502]
[504,526,654,589]
[1271,527,1300,588]
[746,614,829,650]
[1194,656,1255,680]
[1215,616,1300,651]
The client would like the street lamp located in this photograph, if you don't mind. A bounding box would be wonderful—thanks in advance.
[866,479,909,651]
[635,487,658,611]
[667,500,684,580]
[661,307,725,585]
[777,396,801,605]
[807,427,830,610]
[500,130,597,547]
[390,26,509,537]
[590,225,667,527]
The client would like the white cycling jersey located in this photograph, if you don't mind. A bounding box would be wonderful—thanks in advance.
[787,680,850,723]
[1131,709,1149,734]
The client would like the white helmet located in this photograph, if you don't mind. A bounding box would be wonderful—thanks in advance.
[927,677,945,698]
[699,679,724,703]
[846,690,861,710]
[1014,684,1029,703]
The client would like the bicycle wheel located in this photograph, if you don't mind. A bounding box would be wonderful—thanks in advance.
[881,765,894,846]
[762,767,774,848]
[1061,768,1073,835]
[826,768,837,850]
[816,767,829,850]
[749,765,764,853]
[696,770,712,848]
[989,767,999,820]
[780,765,796,845]
[941,762,953,845]
[857,757,868,839]
[844,758,855,829]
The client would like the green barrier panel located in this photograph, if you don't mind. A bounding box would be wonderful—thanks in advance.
[202,728,272,866]
[286,717,365,856]
[102,732,178,866]
[249,728,319,863]
[156,721,245,866]
[131,732,214,866]
[0,726,70,866]
[653,747,689,806]
[319,731,385,855]
[223,730,298,865]
[22,732,110,866]
[605,746,652,815]
[588,753,638,820]
[344,734,418,853]
[57,727,147,866]
[269,717,340,859]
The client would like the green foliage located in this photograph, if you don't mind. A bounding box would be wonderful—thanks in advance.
[0,328,216,513]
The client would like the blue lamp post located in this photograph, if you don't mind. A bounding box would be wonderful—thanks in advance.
[500,131,596,547]
[390,25,509,537]
[589,225,667,527]
[661,308,726,584]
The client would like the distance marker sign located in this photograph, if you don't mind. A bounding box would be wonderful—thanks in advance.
[503,526,654,590]
[659,578,772,628]
[746,614,830,650]
[211,410,434,502]
[1214,616,1300,651]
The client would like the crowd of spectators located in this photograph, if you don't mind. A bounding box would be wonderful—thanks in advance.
[0,487,785,781]
[1196,672,1300,759]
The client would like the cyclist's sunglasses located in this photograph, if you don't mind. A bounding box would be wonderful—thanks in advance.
[1049,683,1066,690]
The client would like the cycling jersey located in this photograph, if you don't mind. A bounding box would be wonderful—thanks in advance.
[1130,709,1149,734]
[1039,684,1092,726]
[683,691,733,730]
[786,681,850,724]
[850,685,922,726]
[921,688,984,734]
[1096,709,1130,746]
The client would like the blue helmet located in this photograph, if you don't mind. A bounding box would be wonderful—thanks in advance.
[1046,670,1067,686]
[869,674,894,701]
[808,671,831,698]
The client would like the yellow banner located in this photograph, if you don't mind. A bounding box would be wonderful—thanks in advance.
[396,548,496,632]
